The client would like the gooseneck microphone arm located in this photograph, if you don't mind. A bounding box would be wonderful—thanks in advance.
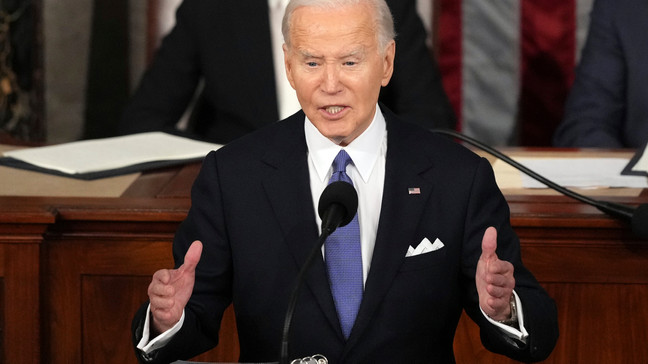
[431,128,640,224]
[279,181,358,364]
[279,231,331,364]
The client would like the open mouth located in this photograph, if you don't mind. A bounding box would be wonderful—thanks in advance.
[325,105,345,114]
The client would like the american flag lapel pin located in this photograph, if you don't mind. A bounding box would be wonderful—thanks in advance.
[408,187,421,195]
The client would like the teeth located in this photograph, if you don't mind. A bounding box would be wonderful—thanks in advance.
[326,106,344,114]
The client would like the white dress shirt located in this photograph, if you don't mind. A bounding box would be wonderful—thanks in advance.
[304,105,387,284]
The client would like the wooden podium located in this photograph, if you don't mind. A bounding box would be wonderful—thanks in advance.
[1,149,647,363]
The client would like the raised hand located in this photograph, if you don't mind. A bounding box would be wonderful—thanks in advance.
[148,240,203,334]
[475,227,515,321]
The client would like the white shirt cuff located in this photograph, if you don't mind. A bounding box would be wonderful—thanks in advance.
[136,304,185,354]
[480,291,529,343]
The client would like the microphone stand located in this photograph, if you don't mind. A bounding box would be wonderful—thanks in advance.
[279,229,333,364]
[432,128,636,221]
[280,182,356,363]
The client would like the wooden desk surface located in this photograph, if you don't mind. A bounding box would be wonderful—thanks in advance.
[1,149,647,364]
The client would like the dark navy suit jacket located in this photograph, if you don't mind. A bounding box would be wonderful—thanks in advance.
[132,107,558,363]
[119,0,455,144]
[553,0,648,148]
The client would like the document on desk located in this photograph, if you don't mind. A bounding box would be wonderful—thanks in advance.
[622,143,648,176]
[0,132,222,180]
[493,157,648,189]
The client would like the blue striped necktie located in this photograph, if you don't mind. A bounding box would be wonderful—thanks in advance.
[326,149,363,339]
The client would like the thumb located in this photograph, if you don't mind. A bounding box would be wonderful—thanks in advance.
[480,227,498,262]
[176,240,203,277]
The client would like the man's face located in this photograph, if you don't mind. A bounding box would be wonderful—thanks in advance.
[283,3,395,146]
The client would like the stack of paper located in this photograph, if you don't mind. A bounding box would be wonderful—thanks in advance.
[493,157,648,190]
[0,132,222,180]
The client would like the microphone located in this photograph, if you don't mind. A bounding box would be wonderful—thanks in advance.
[318,181,359,234]
[432,128,648,239]
[279,181,358,364]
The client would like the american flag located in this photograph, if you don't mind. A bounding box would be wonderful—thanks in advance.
[408,187,422,195]
[432,0,595,147]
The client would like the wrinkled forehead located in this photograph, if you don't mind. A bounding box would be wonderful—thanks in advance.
[287,4,379,51]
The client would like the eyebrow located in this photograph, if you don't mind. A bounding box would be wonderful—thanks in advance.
[298,47,366,60]
[299,49,321,59]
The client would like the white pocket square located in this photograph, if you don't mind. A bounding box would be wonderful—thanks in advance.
[406,237,445,257]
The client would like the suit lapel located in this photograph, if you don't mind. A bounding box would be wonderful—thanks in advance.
[260,114,341,334]
[345,114,438,348]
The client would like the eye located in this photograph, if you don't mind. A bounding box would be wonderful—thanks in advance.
[306,61,318,67]
[343,61,357,66]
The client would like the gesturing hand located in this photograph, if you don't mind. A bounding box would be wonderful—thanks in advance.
[476,227,515,321]
[148,240,203,335]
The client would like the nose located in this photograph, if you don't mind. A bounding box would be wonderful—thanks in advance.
[321,64,342,94]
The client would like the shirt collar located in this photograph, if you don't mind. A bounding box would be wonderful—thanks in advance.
[304,104,386,184]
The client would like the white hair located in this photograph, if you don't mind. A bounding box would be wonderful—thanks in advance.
[281,0,396,52]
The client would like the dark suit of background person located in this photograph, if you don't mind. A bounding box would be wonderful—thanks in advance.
[118,0,456,144]
[553,0,648,149]
[131,106,558,363]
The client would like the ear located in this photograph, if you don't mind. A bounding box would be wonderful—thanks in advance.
[283,43,297,89]
[380,40,396,87]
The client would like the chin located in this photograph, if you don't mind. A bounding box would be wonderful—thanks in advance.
[323,127,351,140]
[331,134,355,146]
[313,124,349,140]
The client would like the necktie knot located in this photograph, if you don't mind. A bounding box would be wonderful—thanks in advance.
[330,149,353,184]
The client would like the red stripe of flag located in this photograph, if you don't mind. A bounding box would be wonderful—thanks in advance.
[436,0,463,132]
[518,0,577,146]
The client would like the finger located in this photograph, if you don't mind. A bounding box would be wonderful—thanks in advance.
[486,273,509,287]
[184,240,203,269]
[486,283,512,299]
[172,240,203,281]
[148,280,174,298]
[152,268,172,285]
[486,261,515,287]
[480,226,498,263]
[149,295,175,310]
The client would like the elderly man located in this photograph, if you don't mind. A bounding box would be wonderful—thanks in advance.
[132,0,558,362]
